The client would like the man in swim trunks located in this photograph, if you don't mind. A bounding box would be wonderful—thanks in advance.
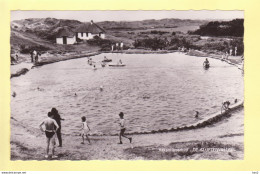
[39,112,59,159]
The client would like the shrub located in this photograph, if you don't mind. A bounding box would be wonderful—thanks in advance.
[190,19,244,37]
[20,45,49,54]
[87,37,112,51]
[133,37,167,50]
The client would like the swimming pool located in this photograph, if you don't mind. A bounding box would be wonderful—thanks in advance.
[11,52,244,135]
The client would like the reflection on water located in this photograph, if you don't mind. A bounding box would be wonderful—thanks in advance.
[11,53,244,135]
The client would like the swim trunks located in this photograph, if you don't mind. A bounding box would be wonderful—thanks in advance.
[120,128,126,134]
[45,131,55,138]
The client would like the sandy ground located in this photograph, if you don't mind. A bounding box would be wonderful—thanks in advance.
[10,49,244,160]
[10,107,243,160]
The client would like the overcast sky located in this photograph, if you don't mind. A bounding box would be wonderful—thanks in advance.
[11,10,244,22]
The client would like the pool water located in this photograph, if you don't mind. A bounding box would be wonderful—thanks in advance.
[11,52,244,135]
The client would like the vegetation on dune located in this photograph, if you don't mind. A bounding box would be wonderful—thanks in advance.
[87,36,113,51]
[19,45,49,54]
[190,19,244,37]
[10,18,244,56]
[133,32,243,55]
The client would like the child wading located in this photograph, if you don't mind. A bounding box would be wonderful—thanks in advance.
[81,116,91,144]
[118,112,132,144]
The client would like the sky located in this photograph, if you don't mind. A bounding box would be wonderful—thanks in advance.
[11,10,244,22]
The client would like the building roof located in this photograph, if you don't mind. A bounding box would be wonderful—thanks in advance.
[75,21,105,34]
[56,26,74,38]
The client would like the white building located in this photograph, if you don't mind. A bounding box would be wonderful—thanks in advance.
[56,27,76,45]
[75,20,105,41]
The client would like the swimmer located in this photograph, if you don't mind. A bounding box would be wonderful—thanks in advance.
[12,92,16,97]
[37,87,44,91]
[195,111,199,118]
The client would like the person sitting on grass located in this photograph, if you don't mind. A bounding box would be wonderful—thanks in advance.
[118,112,132,144]
[39,112,59,159]
[81,116,91,145]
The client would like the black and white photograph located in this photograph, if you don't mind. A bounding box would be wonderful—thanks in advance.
[10,10,244,160]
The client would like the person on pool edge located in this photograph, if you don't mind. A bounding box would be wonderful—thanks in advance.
[118,112,132,144]
[51,108,65,147]
[39,112,59,159]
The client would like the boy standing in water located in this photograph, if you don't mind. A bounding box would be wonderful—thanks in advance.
[118,112,132,144]
[81,116,91,144]
[39,112,59,159]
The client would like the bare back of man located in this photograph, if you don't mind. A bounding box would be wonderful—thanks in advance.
[40,114,59,159]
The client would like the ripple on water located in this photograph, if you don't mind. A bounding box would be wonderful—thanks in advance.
[11,53,243,135]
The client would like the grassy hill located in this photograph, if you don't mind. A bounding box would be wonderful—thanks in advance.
[11,17,208,54]
[190,19,244,37]
[11,18,245,56]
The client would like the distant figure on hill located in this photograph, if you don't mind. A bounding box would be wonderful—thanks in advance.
[15,54,19,62]
[230,48,233,56]
[221,54,225,61]
[235,47,238,56]
[80,116,91,144]
[30,51,34,63]
[39,112,59,159]
[35,52,41,63]
[51,108,64,147]
[120,42,124,50]
[225,51,229,60]
[11,55,17,64]
[118,112,132,144]
[111,44,114,51]
[93,65,97,70]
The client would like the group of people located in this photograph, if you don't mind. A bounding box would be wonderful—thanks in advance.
[222,47,239,60]
[39,108,132,159]
[111,42,124,51]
